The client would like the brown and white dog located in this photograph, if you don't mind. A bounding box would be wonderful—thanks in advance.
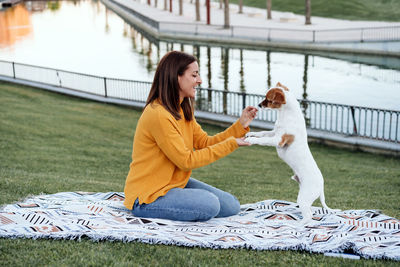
[245,82,333,224]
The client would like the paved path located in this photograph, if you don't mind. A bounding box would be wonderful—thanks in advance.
[129,0,400,30]
[105,0,400,54]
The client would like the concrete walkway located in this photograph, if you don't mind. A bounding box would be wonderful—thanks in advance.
[128,0,399,29]
[103,0,400,55]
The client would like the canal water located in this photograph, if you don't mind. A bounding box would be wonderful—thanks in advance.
[0,0,399,110]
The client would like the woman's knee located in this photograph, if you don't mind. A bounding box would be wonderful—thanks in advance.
[169,191,220,221]
[195,192,220,221]
[216,192,240,218]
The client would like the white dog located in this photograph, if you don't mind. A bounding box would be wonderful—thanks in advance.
[245,82,333,224]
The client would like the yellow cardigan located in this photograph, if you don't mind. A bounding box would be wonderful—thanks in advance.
[123,99,249,209]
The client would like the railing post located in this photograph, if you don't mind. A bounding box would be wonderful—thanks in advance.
[104,77,108,98]
[12,62,15,79]
[56,70,62,87]
[361,28,364,42]
[312,30,315,42]
[350,106,358,135]
[231,26,234,37]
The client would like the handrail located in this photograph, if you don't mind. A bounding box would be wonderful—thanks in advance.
[0,60,398,143]
[161,21,400,34]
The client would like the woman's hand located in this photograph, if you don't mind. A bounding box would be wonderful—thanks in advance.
[239,106,258,128]
[236,137,251,146]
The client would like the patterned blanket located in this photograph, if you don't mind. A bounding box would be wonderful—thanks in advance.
[1,192,399,260]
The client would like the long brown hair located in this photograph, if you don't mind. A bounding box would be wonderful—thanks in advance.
[146,51,197,121]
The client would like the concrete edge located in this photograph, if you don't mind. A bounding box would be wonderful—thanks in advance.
[157,33,400,58]
[101,0,400,58]
[0,76,146,108]
[102,0,161,38]
[1,76,399,156]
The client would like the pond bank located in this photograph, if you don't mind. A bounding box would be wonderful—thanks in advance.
[101,0,400,57]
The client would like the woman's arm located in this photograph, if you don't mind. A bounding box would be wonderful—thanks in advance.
[193,106,257,149]
[192,119,248,149]
[151,113,239,171]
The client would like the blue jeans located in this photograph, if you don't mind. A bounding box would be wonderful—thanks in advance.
[131,178,240,222]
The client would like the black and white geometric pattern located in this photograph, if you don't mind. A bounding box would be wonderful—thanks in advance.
[0,192,399,260]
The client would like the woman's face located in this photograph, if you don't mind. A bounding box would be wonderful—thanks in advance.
[178,61,202,100]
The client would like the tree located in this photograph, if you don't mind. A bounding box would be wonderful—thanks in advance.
[224,0,230,28]
[238,0,243,14]
[266,0,272,19]
[179,0,183,15]
[195,0,200,21]
[305,0,311,25]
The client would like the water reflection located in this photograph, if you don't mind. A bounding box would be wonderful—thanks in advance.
[25,1,47,12]
[106,8,399,110]
[266,51,271,89]
[0,5,32,48]
[105,5,110,32]
[222,48,229,114]
[302,54,310,126]
[47,1,61,11]
[207,46,211,88]
[0,0,399,110]
[239,49,244,92]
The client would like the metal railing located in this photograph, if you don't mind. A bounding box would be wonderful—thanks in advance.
[0,60,399,143]
[109,0,400,43]
[160,23,400,43]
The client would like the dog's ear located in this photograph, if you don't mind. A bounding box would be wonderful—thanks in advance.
[276,82,289,91]
[267,88,286,106]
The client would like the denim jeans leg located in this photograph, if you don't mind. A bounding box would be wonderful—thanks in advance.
[185,178,241,218]
[131,187,220,222]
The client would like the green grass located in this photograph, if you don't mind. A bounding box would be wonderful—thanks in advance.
[0,81,399,266]
[227,0,400,22]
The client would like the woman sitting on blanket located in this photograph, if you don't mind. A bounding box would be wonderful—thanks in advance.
[124,51,258,222]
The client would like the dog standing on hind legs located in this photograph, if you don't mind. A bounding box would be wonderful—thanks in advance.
[245,82,335,225]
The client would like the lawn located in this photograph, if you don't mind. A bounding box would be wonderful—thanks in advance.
[0,81,399,266]
[226,0,400,22]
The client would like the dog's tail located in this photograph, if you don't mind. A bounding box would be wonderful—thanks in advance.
[320,190,331,211]
[320,191,341,213]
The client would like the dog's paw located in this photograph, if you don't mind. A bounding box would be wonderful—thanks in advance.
[292,219,312,229]
[245,132,258,138]
[301,219,320,228]
[324,208,341,214]
[291,175,300,183]
[244,137,258,144]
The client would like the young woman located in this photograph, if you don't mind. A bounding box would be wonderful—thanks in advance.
[124,51,258,221]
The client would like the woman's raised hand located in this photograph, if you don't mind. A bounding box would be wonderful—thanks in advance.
[239,106,258,128]
[236,137,251,146]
